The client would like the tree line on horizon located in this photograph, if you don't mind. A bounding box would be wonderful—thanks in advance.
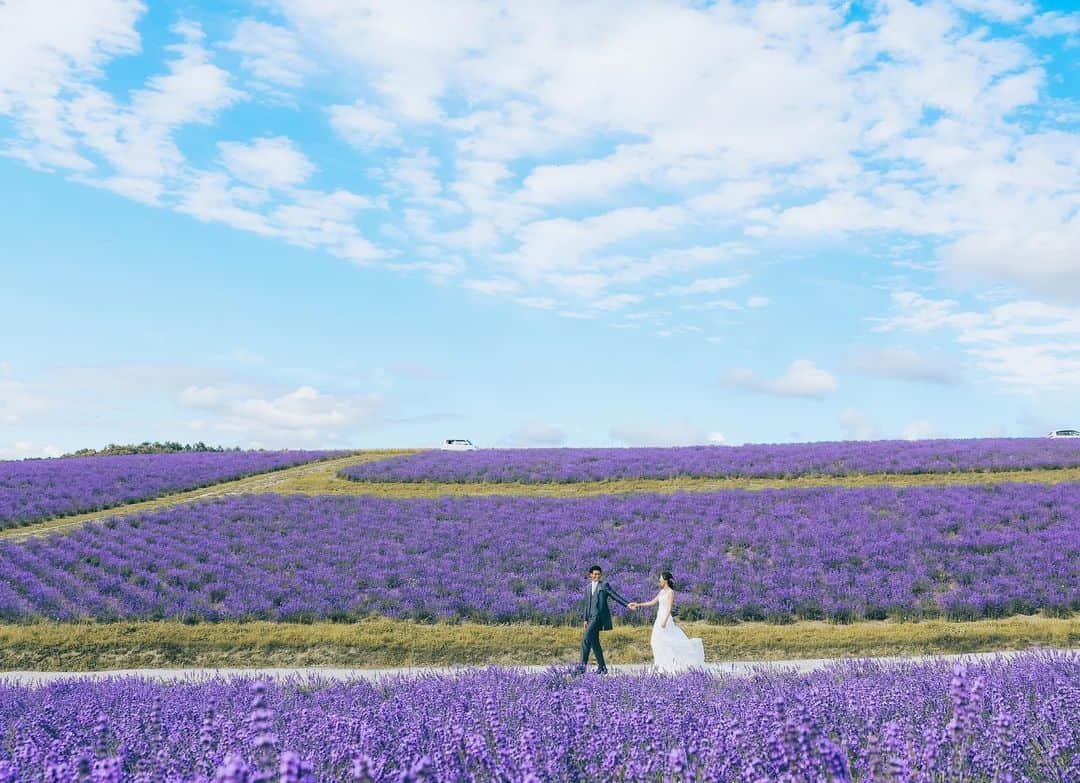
[63,441,240,458]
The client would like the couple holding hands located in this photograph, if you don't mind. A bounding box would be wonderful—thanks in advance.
[579,564,705,674]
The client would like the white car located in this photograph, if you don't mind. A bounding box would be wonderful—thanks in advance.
[440,438,478,451]
[1047,428,1080,438]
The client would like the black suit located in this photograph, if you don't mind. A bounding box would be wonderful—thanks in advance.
[580,580,629,673]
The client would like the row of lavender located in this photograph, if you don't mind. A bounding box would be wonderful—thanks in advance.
[0,451,343,529]
[341,438,1080,483]
[0,654,1075,781]
[1,483,1075,623]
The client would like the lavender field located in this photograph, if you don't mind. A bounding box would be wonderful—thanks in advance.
[0,450,341,529]
[0,653,1075,781]
[2,483,1075,624]
[341,438,1080,483]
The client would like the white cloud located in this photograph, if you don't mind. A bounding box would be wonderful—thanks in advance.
[518,145,652,205]
[180,383,388,444]
[506,422,567,447]
[218,136,315,190]
[950,0,1033,23]
[707,432,727,445]
[0,441,63,460]
[1027,11,1080,37]
[2,0,1077,315]
[224,19,312,90]
[507,205,688,279]
[0,376,54,423]
[1,13,388,270]
[0,0,143,170]
[179,385,227,408]
[328,100,399,148]
[942,213,1080,301]
[590,293,642,312]
[228,386,361,429]
[176,169,274,236]
[682,299,740,312]
[839,409,879,440]
[726,359,838,399]
[516,296,557,310]
[51,362,239,395]
[269,188,379,259]
[8,17,243,203]
[746,296,770,308]
[134,22,243,127]
[665,275,749,296]
[902,419,939,441]
[877,291,1080,390]
[849,346,963,385]
[464,278,520,296]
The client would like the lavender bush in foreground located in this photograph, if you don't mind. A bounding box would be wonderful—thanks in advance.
[1,483,1076,623]
[341,438,1080,483]
[0,450,342,529]
[0,653,1076,781]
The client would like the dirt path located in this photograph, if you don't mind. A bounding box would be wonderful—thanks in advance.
[315,465,1080,498]
[5,451,1079,541]
[2,648,1072,686]
[0,450,415,541]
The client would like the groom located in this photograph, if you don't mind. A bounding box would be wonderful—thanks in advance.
[578,564,630,675]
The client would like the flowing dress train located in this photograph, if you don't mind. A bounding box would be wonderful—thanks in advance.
[650,590,705,673]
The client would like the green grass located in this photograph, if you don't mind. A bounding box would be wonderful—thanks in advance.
[1,615,1075,671]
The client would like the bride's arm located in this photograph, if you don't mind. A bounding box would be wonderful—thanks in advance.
[629,591,662,610]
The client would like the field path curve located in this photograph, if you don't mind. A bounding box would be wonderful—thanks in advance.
[324,466,1080,497]
[5,453,1080,541]
[0,450,418,541]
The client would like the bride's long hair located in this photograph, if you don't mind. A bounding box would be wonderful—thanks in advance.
[661,571,676,590]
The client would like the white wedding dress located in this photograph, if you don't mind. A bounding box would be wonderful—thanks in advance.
[650,590,705,673]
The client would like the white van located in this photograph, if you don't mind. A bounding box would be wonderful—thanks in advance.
[440,439,478,451]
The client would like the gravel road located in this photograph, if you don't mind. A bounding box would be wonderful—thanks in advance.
[2,648,1072,686]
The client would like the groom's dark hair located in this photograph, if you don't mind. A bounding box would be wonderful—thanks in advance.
[589,565,602,575]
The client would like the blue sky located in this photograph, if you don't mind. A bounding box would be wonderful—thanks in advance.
[0,0,1077,455]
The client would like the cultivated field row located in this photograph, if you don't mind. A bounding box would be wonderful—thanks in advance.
[5,449,1080,540]
[292,464,1080,496]
[0,450,415,540]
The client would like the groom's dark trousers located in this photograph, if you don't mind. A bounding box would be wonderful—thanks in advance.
[580,581,629,674]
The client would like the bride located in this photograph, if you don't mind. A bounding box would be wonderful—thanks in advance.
[630,572,705,673]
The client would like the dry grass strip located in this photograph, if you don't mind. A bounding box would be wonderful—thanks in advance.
[4,454,1078,541]
[0,450,418,541]
[277,465,1080,498]
[1,615,1075,671]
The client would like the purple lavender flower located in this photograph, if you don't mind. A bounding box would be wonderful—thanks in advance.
[341,438,1080,483]
[0,653,1074,780]
[0,450,343,529]
[0,483,1075,623]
